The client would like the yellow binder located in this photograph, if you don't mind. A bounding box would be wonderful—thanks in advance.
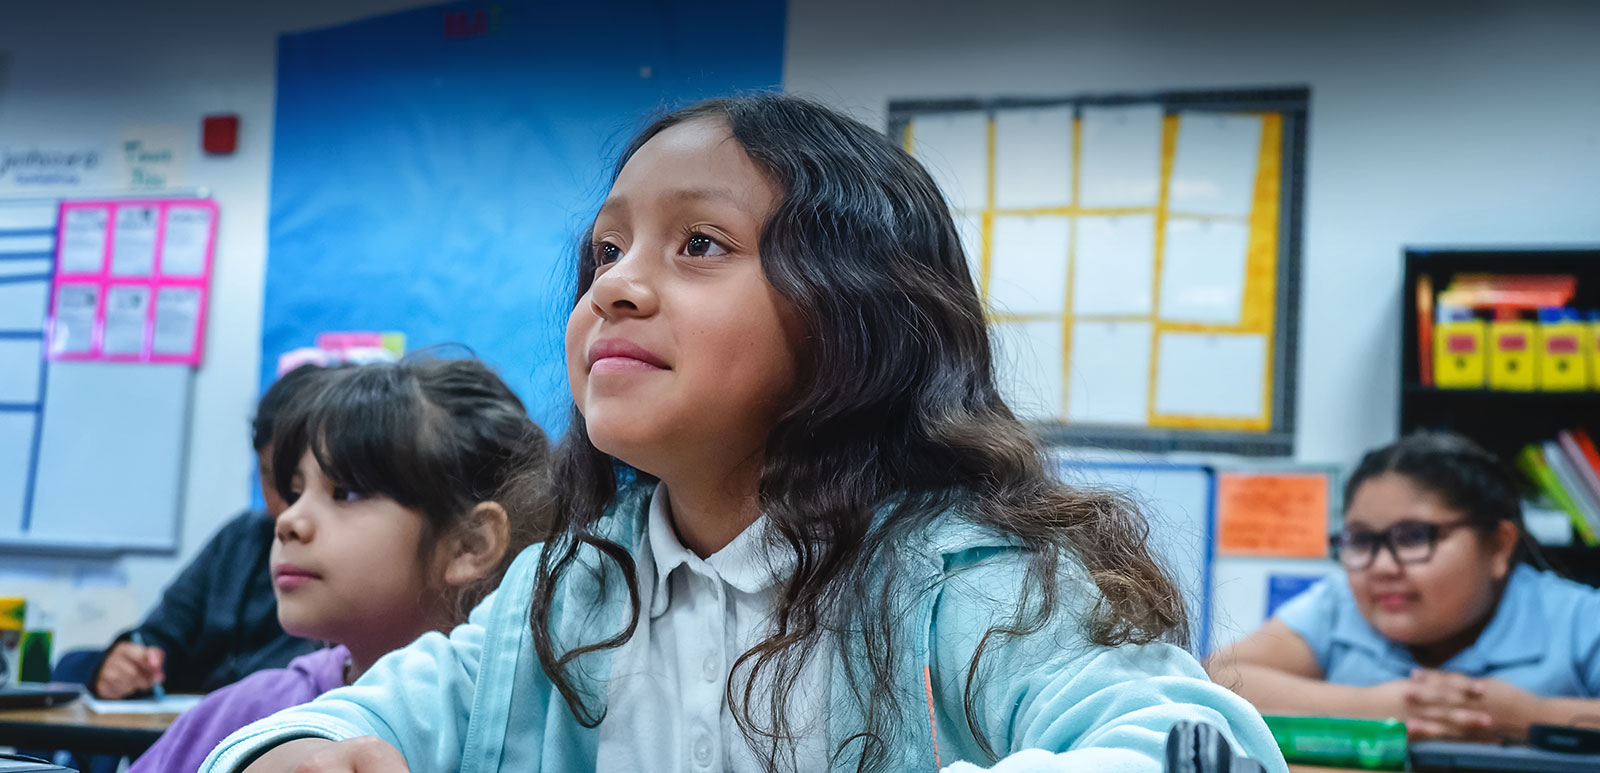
[1591,314,1600,390]
[1488,317,1536,391]
[1434,316,1486,389]
[1538,309,1589,391]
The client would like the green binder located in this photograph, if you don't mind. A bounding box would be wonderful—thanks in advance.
[1263,715,1408,770]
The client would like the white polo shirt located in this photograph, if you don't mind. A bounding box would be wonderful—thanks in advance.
[595,484,831,772]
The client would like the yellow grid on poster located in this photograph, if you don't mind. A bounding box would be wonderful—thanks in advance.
[905,109,1285,433]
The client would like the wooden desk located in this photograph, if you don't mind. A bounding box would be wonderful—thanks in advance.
[0,702,175,757]
[0,710,1376,771]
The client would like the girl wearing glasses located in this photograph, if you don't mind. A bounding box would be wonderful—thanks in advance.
[1208,431,1600,741]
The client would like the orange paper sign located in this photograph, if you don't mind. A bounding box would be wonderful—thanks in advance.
[1217,473,1329,557]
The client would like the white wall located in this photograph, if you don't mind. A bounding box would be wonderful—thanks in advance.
[0,0,432,648]
[783,1,1600,648]
[784,0,1600,465]
[4,0,1599,652]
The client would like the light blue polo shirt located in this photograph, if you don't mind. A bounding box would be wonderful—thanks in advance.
[1275,564,1600,697]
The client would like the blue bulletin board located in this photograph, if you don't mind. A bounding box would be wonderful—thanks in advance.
[263,0,787,432]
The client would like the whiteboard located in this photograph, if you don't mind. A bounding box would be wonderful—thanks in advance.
[0,197,191,552]
[890,92,1308,457]
[1209,555,1337,652]
[1056,459,1215,653]
[1058,458,1343,655]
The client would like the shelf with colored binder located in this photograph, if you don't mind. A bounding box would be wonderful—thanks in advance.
[1423,274,1597,393]
[1401,248,1600,584]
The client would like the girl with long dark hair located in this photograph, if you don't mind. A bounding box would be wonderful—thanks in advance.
[204,94,1281,773]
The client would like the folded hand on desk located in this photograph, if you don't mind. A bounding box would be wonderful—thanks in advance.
[1398,669,1540,742]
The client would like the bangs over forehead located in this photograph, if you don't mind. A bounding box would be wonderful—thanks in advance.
[270,365,439,514]
[267,356,542,535]
[271,359,537,528]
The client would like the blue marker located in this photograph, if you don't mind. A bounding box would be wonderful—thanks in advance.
[130,631,166,700]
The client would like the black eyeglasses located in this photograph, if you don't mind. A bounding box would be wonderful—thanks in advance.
[1329,520,1473,570]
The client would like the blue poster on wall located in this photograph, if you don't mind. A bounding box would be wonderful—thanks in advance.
[263,0,786,434]
[1265,573,1324,616]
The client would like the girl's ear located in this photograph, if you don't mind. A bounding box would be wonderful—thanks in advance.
[1487,519,1519,582]
[440,502,511,587]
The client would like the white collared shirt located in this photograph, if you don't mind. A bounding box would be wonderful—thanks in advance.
[596,484,831,772]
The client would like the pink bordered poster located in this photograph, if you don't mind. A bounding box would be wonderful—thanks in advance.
[46,198,218,365]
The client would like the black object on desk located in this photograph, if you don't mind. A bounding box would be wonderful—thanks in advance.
[0,753,76,772]
[1165,720,1268,773]
[1532,724,1600,756]
[1410,739,1600,772]
[0,684,81,711]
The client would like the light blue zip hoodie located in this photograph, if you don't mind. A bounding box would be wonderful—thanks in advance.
[201,485,1286,772]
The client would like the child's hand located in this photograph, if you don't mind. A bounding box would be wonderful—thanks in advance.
[1453,677,1544,742]
[244,737,410,772]
[1400,669,1541,741]
[1401,669,1491,740]
[94,640,165,699]
[1362,677,1416,721]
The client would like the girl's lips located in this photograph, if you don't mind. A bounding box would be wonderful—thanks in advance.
[274,574,316,591]
[1374,592,1413,611]
[273,564,321,591]
[591,356,667,375]
[587,338,669,370]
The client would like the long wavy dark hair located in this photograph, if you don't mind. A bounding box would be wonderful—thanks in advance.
[501,94,1186,772]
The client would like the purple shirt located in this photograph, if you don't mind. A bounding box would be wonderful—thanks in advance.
[131,645,348,773]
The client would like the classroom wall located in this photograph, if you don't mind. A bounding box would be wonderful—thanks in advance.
[783,0,1600,647]
[4,0,1599,652]
[0,0,433,651]
[783,0,1600,466]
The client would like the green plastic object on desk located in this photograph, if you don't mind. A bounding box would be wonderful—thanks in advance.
[1262,715,1408,770]
[16,630,52,683]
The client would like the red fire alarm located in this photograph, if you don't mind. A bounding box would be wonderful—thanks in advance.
[202,114,239,155]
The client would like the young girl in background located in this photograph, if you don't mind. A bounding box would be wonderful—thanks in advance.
[204,94,1282,773]
[134,358,544,773]
[1210,431,1600,741]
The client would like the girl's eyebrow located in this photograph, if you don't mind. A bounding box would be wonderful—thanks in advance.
[598,186,758,219]
[666,186,747,209]
[1344,512,1433,529]
[596,195,630,219]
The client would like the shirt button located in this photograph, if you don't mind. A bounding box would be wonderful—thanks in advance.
[693,733,712,766]
[702,653,719,683]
